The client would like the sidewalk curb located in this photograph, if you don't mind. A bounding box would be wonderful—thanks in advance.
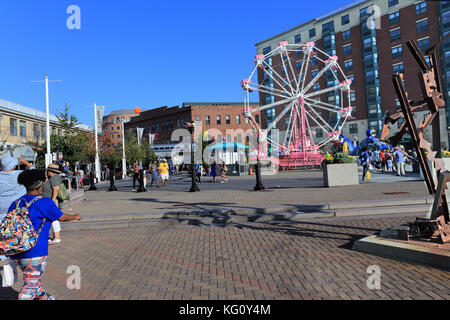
[62,196,434,231]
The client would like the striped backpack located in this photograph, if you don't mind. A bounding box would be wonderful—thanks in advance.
[0,196,45,256]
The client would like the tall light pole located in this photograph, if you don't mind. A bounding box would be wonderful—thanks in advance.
[94,102,101,182]
[122,120,127,179]
[32,74,62,167]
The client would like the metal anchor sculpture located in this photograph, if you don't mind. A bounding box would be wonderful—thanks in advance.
[381,37,450,243]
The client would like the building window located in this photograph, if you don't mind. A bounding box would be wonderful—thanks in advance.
[236,115,241,124]
[41,125,46,140]
[296,61,302,71]
[311,70,319,78]
[389,12,399,24]
[392,45,402,58]
[295,34,302,43]
[255,115,259,124]
[418,37,430,51]
[393,63,404,75]
[117,126,120,131]
[390,28,401,41]
[226,115,231,125]
[416,1,427,15]
[33,123,40,140]
[342,30,350,41]
[341,14,349,25]
[313,84,320,91]
[205,116,210,126]
[309,28,316,38]
[416,19,428,33]
[343,44,352,56]
[344,60,353,71]
[58,128,62,136]
[263,46,271,55]
[388,0,398,7]
[349,124,358,134]
[351,92,356,102]
[117,134,120,139]
[195,116,201,121]
[311,57,318,66]
[9,118,17,136]
[19,120,26,138]
[216,115,221,125]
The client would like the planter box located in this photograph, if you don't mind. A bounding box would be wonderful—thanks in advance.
[323,162,359,187]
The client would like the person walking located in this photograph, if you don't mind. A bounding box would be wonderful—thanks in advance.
[220,160,228,183]
[9,169,81,300]
[379,149,386,172]
[159,159,169,187]
[360,147,370,182]
[210,158,217,183]
[132,162,140,191]
[149,160,159,188]
[42,164,63,245]
[195,163,201,183]
[394,146,406,176]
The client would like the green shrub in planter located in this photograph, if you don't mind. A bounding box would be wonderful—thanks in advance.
[332,152,356,164]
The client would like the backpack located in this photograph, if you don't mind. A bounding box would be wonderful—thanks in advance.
[0,196,46,256]
[57,183,70,201]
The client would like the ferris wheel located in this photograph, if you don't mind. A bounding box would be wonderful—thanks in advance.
[241,41,353,163]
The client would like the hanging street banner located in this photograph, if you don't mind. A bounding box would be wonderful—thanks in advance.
[137,127,144,145]
[96,105,105,134]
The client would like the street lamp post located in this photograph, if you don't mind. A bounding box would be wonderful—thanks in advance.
[32,74,62,167]
[186,122,199,192]
[94,102,101,183]
[254,131,265,191]
[122,121,127,179]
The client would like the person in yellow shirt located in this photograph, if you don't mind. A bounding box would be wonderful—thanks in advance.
[158,159,169,187]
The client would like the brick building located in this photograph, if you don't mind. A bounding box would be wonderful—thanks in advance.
[102,109,141,146]
[124,102,260,158]
[254,0,449,148]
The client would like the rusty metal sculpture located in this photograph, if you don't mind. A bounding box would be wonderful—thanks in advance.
[381,37,450,243]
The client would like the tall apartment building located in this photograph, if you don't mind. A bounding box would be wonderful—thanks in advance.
[255,0,450,147]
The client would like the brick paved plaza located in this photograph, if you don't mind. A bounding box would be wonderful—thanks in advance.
[2,214,449,300]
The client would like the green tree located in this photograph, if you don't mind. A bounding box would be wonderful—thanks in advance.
[56,103,80,136]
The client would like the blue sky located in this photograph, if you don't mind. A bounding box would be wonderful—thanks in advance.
[0,0,356,127]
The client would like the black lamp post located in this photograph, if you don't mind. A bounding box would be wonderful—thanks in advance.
[108,165,117,191]
[186,121,199,192]
[254,131,265,191]
[88,162,97,191]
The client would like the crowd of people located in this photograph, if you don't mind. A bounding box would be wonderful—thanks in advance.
[360,146,416,181]
[128,156,232,191]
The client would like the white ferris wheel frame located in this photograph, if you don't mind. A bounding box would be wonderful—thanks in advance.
[242,42,353,153]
